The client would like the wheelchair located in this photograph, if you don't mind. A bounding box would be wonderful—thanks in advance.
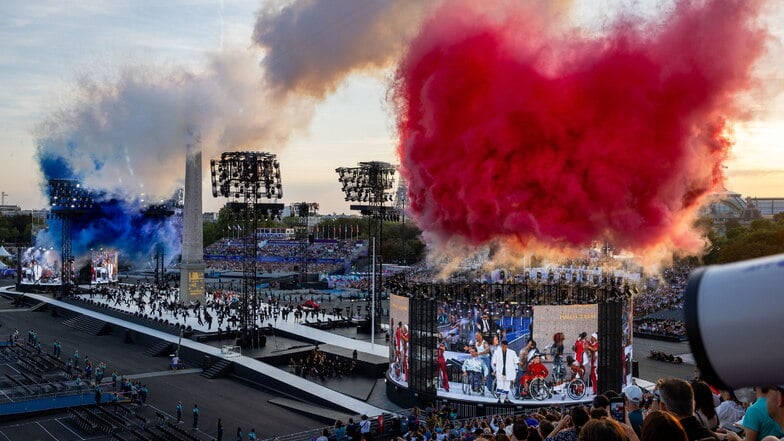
[461,370,489,396]
[565,377,587,400]
[511,376,552,401]
[389,359,403,381]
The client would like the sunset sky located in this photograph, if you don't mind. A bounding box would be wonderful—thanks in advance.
[0,0,781,216]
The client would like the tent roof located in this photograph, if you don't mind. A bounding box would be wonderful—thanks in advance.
[0,246,12,258]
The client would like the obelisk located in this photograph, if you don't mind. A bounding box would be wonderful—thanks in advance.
[179,129,206,302]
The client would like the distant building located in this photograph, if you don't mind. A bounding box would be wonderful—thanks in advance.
[0,205,21,216]
[748,197,784,218]
[699,191,766,236]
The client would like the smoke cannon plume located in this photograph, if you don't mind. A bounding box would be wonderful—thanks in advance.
[394,0,769,258]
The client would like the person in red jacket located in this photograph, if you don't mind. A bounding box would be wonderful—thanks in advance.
[574,332,590,382]
[521,352,548,397]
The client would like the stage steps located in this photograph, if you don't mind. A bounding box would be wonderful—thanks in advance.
[62,316,112,336]
[200,359,232,379]
[29,302,48,312]
[144,342,173,357]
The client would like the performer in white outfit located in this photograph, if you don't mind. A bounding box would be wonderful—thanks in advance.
[491,340,518,403]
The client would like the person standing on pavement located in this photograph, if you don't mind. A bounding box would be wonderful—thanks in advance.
[192,403,199,429]
[176,401,183,423]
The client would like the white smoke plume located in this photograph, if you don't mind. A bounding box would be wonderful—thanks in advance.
[35,50,315,200]
[252,0,436,98]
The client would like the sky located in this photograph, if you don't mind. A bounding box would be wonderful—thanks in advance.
[0,0,782,217]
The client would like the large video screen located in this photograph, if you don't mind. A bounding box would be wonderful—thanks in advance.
[91,249,119,284]
[389,294,410,383]
[20,247,62,285]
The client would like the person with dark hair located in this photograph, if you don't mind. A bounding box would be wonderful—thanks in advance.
[545,406,590,441]
[548,333,566,384]
[716,390,746,429]
[741,387,784,441]
[333,420,347,441]
[578,418,628,441]
[656,378,716,441]
[588,408,607,419]
[538,421,554,440]
[591,394,610,415]
[511,418,529,441]
[693,381,720,431]
[641,410,688,441]
[764,385,784,441]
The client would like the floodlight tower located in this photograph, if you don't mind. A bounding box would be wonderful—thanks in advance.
[211,151,283,348]
[48,179,95,297]
[290,202,319,287]
[336,161,396,325]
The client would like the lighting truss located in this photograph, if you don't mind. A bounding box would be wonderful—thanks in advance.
[336,161,397,327]
[336,161,396,203]
[48,179,95,214]
[48,179,96,297]
[210,151,284,348]
[210,151,282,202]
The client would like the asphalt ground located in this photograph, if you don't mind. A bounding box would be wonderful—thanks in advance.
[0,278,700,440]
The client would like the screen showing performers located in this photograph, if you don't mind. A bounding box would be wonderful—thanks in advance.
[91,249,118,284]
[389,294,410,384]
[21,247,61,285]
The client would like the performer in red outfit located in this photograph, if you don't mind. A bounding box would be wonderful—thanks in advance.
[574,332,587,368]
[587,333,599,394]
[437,343,449,391]
[521,352,548,396]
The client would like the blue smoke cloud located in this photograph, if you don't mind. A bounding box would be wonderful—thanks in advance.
[36,151,182,268]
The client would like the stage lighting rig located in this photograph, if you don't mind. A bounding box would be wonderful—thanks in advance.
[336,161,397,327]
[210,151,284,348]
[48,179,95,297]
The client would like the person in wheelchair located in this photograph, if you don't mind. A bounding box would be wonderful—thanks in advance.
[520,351,548,398]
[566,355,585,380]
[462,347,488,393]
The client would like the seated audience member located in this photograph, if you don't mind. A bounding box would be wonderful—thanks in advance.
[657,378,718,441]
[693,381,721,431]
[762,385,784,441]
[545,406,589,441]
[623,385,644,438]
[578,418,630,441]
[716,390,747,429]
[642,410,688,441]
[742,387,784,441]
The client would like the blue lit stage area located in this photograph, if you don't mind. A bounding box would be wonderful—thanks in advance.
[384,276,635,416]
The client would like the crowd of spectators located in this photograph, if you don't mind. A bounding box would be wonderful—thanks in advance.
[288,346,357,381]
[633,319,686,337]
[203,237,362,275]
[632,262,693,317]
[301,378,781,441]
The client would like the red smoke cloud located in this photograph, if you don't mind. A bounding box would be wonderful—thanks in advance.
[394,0,768,255]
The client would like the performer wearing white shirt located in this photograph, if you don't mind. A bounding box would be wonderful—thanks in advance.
[491,340,518,403]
